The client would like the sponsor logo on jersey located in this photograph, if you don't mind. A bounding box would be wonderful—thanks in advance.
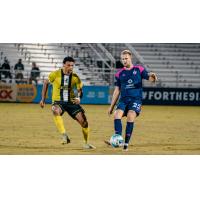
[128,79,133,84]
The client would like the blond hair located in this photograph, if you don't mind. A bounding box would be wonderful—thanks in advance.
[121,49,132,56]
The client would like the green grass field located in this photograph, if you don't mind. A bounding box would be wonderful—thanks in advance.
[0,103,200,154]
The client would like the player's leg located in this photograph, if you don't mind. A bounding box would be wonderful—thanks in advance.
[114,100,126,136]
[52,104,70,144]
[64,103,95,148]
[104,102,125,146]
[123,110,137,151]
[114,109,124,135]
[75,111,96,149]
[123,100,142,150]
[75,111,89,142]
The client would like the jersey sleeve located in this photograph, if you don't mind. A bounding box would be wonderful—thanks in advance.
[48,71,56,83]
[141,68,149,80]
[75,75,83,90]
[114,76,121,88]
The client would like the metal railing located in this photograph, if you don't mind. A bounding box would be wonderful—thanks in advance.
[0,69,41,84]
[1,69,199,88]
[0,69,110,85]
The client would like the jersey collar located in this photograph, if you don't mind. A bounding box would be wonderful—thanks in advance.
[123,65,134,70]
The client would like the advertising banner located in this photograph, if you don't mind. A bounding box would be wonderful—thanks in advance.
[81,86,110,104]
[0,83,199,105]
[143,88,200,105]
[16,84,37,102]
[0,83,17,102]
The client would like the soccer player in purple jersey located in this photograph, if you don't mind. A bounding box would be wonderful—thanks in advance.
[107,50,158,151]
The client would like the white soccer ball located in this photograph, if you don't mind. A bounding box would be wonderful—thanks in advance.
[110,134,124,148]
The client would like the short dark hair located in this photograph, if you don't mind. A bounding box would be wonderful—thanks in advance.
[63,56,75,64]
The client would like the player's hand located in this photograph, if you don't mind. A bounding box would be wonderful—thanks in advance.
[72,97,80,104]
[149,72,158,83]
[40,100,45,108]
[108,106,113,116]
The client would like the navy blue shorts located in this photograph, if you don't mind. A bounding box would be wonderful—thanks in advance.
[116,98,142,117]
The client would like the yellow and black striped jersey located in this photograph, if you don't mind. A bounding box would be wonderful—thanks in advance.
[48,69,83,103]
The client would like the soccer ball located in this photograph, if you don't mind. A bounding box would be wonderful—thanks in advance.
[110,134,124,148]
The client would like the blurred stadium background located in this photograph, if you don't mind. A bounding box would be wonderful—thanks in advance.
[1,43,200,87]
[0,43,200,154]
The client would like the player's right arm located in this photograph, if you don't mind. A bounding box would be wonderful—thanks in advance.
[108,86,120,116]
[40,71,56,108]
[40,79,49,108]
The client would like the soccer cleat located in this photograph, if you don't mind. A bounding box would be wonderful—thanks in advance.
[83,143,96,149]
[61,134,71,145]
[123,144,129,151]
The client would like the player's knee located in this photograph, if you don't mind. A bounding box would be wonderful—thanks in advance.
[52,105,62,116]
[81,120,88,128]
[114,111,123,119]
[127,111,136,122]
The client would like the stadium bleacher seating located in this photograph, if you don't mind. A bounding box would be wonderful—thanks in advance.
[0,43,200,88]
[102,43,200,88]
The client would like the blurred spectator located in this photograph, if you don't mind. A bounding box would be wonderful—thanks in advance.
[1,57,12,81]
[14,59,24,84]
[29,62,40,85]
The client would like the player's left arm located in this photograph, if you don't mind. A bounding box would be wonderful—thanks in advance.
[148,72,158,83]
[77,88,83,99]
[72,88,83,104]
[141,67,158,83]
[72,75,83,104]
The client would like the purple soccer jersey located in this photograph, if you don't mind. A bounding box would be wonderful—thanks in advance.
[115,65,149,100]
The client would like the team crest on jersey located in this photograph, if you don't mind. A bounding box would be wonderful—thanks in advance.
[122,73,126,76]
[133,70,137,75]
[128,79,133,84]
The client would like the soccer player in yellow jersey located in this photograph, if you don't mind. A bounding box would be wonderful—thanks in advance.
[40,57,95,149]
